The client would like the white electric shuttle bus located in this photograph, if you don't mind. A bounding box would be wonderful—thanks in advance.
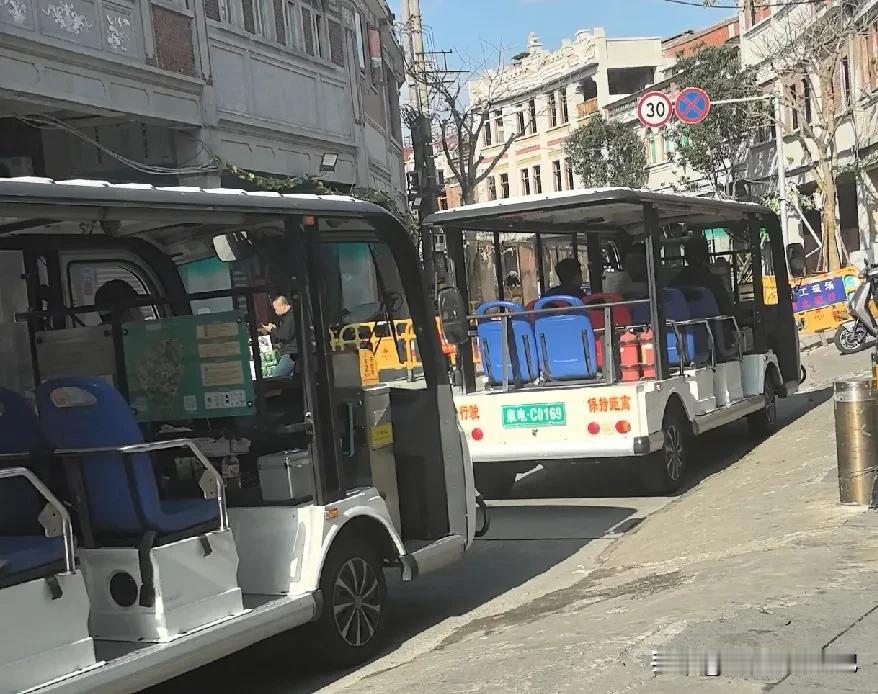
[0,177,483,694]
[427,189,803,496]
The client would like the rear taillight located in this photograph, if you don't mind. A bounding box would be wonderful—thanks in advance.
[615,420,631,434]
[471,428,484,441]
[587,422,600,435]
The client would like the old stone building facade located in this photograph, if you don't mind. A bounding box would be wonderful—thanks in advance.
[0,0,405,200]
[469,29,666,203]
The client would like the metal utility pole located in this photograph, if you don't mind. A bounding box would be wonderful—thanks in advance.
[712,92,791,263]
[773,83,790,251]
[402,0,438,292]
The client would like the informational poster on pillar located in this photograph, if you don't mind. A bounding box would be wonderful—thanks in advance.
[123,311,255,422]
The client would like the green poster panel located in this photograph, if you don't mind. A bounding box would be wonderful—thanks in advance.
[123,311,255,422]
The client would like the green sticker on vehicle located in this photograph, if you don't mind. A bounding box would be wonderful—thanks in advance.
[502,403,566,428]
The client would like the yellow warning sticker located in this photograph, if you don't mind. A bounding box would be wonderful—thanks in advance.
[370,423,394,449]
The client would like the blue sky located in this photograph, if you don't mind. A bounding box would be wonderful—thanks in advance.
[389,0,735,63]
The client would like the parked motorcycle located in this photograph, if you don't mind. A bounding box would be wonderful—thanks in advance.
[834,317,876,354]
[834,264,878,355]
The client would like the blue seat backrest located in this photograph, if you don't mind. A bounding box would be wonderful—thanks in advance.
[36,378,160,536]
[663,288,696,366]
[534,296,597,381]
[0,389,44,535]
[626,290,696,367]
[476,301,539,386]
[678,286,719,362]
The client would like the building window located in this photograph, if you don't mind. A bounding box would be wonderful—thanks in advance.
[353,12,367,69]
[488,177,497,200]
[547,92,557,128]
[528,99,537,135]
[533,165,542,194]
[803,79,812,124]
[552,160,562,191]
[516,104,526,136]
[301,5,315,55]
[437,169,445,187]
[329,18,345,67]
[241,0,265,35]
[860,23,878,92]
[483,121,493,147]
[494,110,505,142]
[521,168,531,195]
[647,133,664,165]
[789,83,800,131]
[565,160,575,190]
[284,0,300,49]
[560,89,569,124]
[841,57,853,109]
[500,173,510,198]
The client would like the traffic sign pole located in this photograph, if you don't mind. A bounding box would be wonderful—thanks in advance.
[710,92,790,254]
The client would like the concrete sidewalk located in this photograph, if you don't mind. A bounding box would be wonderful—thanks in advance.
[336,375,878,693]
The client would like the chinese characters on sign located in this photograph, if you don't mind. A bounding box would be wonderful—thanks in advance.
[501,403,567,428]
[457,405,481,421]
[588,396,631,413]
[359,348,379,386]
[793,278,846,313]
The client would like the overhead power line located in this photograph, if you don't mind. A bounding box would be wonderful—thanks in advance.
[14,114,219,176]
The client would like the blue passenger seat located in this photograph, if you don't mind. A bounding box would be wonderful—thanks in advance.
[0,388,65,581]
[534,296,598,381]
[37,378,218,538]
[629,289,696,367]
[476,302,540,386]
[679,286,719,363]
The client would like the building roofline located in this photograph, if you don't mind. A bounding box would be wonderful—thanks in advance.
[662,14,738,48]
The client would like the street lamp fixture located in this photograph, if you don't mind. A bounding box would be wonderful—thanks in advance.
[320,152,339,173]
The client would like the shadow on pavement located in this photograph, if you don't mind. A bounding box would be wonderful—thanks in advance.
[505,385,834,501]
[144,503,637,694]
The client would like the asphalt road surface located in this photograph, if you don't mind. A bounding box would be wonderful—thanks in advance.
[144,346,866,694]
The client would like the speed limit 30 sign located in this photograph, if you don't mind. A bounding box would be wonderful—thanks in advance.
[637,91,673,128]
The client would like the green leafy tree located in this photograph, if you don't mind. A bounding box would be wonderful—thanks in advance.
[665,44,762,196]
[565,117,648,189]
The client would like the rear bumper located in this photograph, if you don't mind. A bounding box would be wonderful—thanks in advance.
[468,432,663,463]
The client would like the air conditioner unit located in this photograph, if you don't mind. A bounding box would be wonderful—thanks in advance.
[0,156,34,177]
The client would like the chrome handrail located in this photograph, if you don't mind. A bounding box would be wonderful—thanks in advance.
[0,465,75,574]
[55,439,228,531]
[468,298,651,322]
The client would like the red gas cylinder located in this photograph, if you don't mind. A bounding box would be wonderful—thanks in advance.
[640,329,656,379]
[620,330,641,382]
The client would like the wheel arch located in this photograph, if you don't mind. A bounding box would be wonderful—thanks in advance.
[766,360,783,389]
[663,389,694,429]
[325,513,402,566]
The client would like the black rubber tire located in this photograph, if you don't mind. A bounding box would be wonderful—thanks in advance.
[834,323,873,355]
[747,376,778,438]
[639,406,690,495]
[474,465,517,499]
[305,536,388,668]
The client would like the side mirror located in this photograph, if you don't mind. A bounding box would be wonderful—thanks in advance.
[787,242,806,278]
[213,232,254,262]
[438,287,469,346]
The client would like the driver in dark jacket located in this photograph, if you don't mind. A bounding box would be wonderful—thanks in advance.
[261,294,297,378]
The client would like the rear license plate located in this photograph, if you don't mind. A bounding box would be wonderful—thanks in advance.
[501,403,566,428]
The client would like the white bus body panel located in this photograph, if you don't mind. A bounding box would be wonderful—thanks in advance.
[456,353,781,464]
[25,490,467,694]
[0,573,96,694]
[78,530,244,643]
[36,594,317,694]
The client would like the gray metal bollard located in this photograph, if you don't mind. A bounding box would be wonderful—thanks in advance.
[834,378,878,506]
